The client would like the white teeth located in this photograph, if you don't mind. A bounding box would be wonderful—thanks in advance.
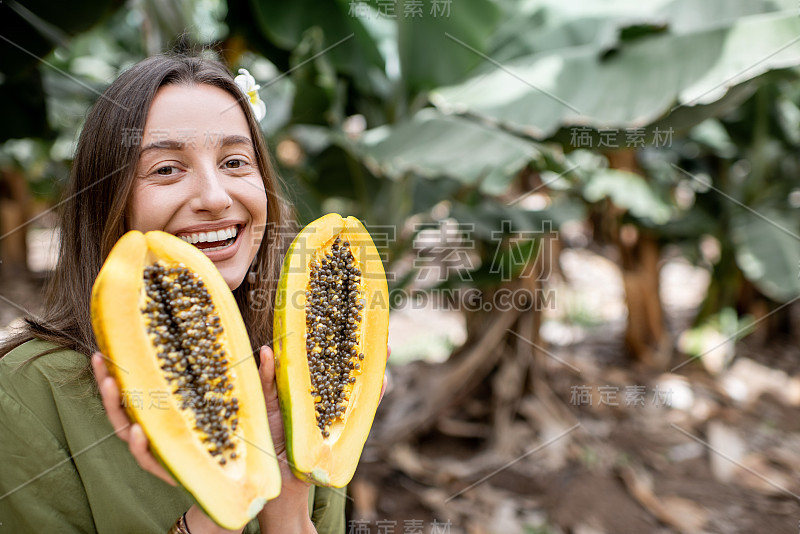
[202,242,234,252]
[177,225,238,244]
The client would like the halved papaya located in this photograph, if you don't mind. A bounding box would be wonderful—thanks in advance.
[91,230,281,529]
[273,213,389,487]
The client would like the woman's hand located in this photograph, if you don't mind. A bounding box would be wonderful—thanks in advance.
[91,353,241,534]
[380,345,391,403]
[256,346,316,533]
[91,353,177,486]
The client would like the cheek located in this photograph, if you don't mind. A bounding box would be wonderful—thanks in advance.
[127,184,178,232]
[126,187,150,232]
[243,188,268,261]
[244,179,268,221]
[241,183,268,227]
[248,203,267,255]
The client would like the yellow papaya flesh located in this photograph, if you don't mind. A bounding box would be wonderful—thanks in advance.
[274,214,389,487]
[91,230,281,529]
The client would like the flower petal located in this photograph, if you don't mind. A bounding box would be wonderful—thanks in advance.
[252,99,267,122]
[234,68,266,122]
[237,68,256,89]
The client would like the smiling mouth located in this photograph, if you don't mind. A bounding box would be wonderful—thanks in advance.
[178,225,241,252]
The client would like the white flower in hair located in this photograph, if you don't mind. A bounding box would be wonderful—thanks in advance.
[234,68,266,122]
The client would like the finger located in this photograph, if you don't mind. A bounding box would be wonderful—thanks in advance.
[99,377,133,440]
[91,352,109,382]
[258,346,287,455]
[379,345,390,403]
[129,424,177,486]
[258,346,282,415]
[379,370,390,403]
[258,345,277,396]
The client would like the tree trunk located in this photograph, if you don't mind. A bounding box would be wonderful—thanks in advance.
[0,168,31,277]
[606,150,670,367]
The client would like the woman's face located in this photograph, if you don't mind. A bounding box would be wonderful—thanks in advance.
[128,83,267,290]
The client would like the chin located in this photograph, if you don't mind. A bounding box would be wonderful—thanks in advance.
[217,267,248,292]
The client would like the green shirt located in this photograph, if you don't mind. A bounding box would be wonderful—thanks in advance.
[0,340,345,533]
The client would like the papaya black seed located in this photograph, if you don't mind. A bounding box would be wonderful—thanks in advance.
[142,262,238,460]
[304,239,364,434]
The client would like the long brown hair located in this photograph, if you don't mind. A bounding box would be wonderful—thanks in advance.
[1,53,292,366]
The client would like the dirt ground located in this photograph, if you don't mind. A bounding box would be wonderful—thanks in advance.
[348,248,800,534]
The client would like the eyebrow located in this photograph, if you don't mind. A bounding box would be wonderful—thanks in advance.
[139,135,254,154]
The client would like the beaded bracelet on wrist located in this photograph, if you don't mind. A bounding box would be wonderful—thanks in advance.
[167,512,192,534]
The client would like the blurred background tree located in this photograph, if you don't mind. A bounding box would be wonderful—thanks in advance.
[4,0,799,358]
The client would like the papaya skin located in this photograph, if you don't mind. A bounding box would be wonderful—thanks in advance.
[273,214,389,487]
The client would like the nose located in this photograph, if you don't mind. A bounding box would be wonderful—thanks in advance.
[190,165,233,214]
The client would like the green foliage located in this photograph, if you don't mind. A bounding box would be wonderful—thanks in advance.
[5,0,800,324]
[581,169,672,224]
[250,0,385,92]
[0,0,122,142]
[731,208,800,301]
[396,0,501,94]
[433,9,800,139]
[668,80,800,307]
[237,0,800,317]
[359,109,544,194]
[0,0,224,199]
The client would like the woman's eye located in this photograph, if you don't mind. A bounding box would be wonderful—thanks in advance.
[225,159,244,169]
[155,166,177,176]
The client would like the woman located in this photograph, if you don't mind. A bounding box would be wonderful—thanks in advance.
[0,54,344,533]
